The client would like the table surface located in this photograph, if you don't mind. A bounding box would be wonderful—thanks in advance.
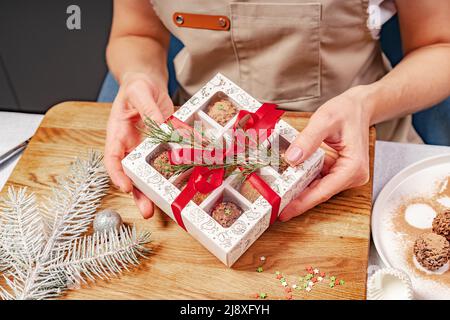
[0,101,376,300]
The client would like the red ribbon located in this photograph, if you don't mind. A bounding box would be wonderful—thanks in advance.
[168,103,284,230]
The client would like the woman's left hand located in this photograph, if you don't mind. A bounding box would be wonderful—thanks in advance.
[279,86,372,222]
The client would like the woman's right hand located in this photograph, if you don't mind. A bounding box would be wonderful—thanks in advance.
[104,72,174,219]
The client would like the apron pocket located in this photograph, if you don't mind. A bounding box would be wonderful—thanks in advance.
[230,2,321,104]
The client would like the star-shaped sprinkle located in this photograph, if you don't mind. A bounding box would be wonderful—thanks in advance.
[256,267,263,273]
[330,276,336,281]
[286,294,293,300]
[308,281,314,287]
[260,256,266,261]
[281,281,288,287]
[339,280,345,285]
[318,276,323,282]
[313,268,319,274]
[285,287,292,293]
[306,287,311,292]
[259,293,267,299]
[292,284,298,289]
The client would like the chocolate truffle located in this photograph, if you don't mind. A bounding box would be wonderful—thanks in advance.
[207,99,237,126]
[211,201,243,228]
[180,182,210,205]
[240,180,261,203]
[150,150,175,179]
[413,232,450,271]
[432,211,450,242]
[278,149,289,173]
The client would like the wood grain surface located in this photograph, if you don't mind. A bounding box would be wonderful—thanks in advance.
[0,101,376,300]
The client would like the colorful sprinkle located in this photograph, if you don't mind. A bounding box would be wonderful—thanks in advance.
[281,281,288,287]
[260,256,266,261]
[285,287,292,293]
[306,287,311,292]
[256,267,263,273]
[292,284,298,289]
[259,293,267,299]
[339,280,345,285]
[318,276,323,282]
[276,274,282,280]
[313,268,319,274]
[286,293,293,300]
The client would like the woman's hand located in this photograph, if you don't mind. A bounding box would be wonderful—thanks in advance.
[104,72,174,219]
[279,86,371,221]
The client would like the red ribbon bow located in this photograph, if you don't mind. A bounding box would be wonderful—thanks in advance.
[168,103,284,231]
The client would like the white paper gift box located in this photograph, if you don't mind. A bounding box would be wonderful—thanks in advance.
[122,73,324,267]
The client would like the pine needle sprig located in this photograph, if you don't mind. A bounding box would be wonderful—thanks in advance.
[141,117,220,150]
[141,117,185,145]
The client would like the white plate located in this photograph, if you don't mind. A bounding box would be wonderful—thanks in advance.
[372,154,450,300]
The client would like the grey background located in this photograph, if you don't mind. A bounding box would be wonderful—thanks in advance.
[0,0,112,113]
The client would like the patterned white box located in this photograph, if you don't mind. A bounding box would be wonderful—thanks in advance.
[122,73,324,267]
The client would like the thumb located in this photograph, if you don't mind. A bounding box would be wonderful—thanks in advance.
[284,116,330,166]
[126,79,165,124]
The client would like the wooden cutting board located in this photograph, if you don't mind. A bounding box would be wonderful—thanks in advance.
[1,101,375,300]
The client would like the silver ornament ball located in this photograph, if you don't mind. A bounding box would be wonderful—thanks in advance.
[93,209,123,233]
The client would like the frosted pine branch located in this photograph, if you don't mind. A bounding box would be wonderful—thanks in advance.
[47,225,151,286]
[40,150,110,256]
[0,150,151,300]
[0,188,45,268]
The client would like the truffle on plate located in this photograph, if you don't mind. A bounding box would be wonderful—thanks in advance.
[432,210,450,242]
[413,232,450,271]
[207,99,237,126]
[211,201,243,228]
[150,150,176,179]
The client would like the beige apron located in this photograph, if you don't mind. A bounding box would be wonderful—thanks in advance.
[151,0,422,143]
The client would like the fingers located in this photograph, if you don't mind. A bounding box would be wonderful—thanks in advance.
[284,113,335,167]
[125,79,165,124]
[104,140,133,193]
[278,168,351,222]
[132,187,154,219]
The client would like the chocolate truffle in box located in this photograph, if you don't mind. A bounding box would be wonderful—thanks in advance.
[207,99,237,126]
[121,73,325,267]
[149,149,176,179]
[211,201,243,228]
[273,148,289,174]
[180,181,210,205]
